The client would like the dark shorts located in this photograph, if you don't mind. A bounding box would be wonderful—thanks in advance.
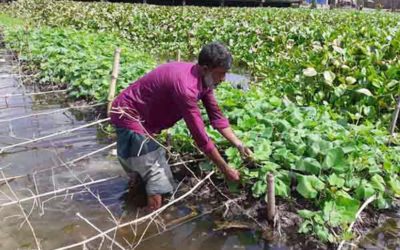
[116,127,176,195]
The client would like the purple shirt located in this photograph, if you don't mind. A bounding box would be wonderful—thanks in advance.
[110,62,230,154]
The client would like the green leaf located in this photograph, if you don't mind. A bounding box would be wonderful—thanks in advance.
[356,88,373,97]
[355,182,375,200]
[388,175,400,196]
[323,196,360,226]
[253,139,272,162]
[327,173,345,188]
[370,174,385,192]
[345,76,357,85]
[295,157,321,175]
[323,71,335,86]
[199,161,213,171]
[225,147,240,161]
[227,181,240,194]
[296,175,325,199]
[323,148,348,173]
[315,225,330,242]
[251,180,266,198]
[298,209,316,219]
[298,220,312,234]
[303,67,317,77]
[269,96,282,107]
[275,178,290,197]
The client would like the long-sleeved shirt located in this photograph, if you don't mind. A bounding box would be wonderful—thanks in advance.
[110,62,230,154]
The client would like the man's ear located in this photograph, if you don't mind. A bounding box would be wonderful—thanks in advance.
[201,65,209,72]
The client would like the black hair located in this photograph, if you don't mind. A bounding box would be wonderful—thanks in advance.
[198,42,232,70]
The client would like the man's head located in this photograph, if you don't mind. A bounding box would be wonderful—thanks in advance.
[198,42,232,89]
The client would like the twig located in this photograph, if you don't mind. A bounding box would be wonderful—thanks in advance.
[0,143,116,183]
[0,102,105,123]
[0,89,68,99]
[0,170,41,250]
[53,151,120,231]
[337,195,376,250]
[169,158,205,166]
[77,213,126,250]
[208,178,266,230]
[0,118,110,154]
[54,171,214,250]
[0,176,119,207]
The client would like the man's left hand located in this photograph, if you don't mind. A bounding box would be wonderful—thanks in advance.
[236,143,253,159]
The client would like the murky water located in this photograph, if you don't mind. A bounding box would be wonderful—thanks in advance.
[1,47,399,250]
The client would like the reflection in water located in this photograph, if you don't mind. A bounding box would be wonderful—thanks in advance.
[359,218,400,250]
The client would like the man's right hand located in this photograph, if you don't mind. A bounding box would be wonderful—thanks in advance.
[222,167,240,182]
[205,147,241,182]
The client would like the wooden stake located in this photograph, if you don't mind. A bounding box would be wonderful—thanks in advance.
[266,173,275,223]
[177,49,181,62]
[389,96,400,136]
[107,48,121,116]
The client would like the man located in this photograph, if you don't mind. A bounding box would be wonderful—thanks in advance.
[110,42,252,211]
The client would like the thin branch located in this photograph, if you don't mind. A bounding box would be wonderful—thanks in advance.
[77,213,126,250]
[337,195,376,250]
[0,143,116,183]
[0,170,41,250]
[0,118,110,154]
[0,102,105,123]
[0,176,119,207]
[0,89,68,99]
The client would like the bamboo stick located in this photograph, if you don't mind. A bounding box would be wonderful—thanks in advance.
[107,48,121,116]
[389,96,400,136]
[266,173,275,223]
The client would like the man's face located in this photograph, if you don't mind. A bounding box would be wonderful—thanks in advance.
[202,66,228,89]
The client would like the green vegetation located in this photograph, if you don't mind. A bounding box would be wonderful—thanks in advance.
[4,0,400,123]
[1,18,155,100]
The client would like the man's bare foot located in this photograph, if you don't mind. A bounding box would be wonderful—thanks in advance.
[128,172,141,190]
[146,194,162,212]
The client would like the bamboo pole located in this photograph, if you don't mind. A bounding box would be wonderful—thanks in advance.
[177,49,181,62]
[266,173,275,223]
[107,48,121,116]
[389,97,400,136]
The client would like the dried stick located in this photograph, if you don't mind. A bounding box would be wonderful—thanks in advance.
[0,170,41,250]
[0,89,68,99]
[77,213,126,250]
[0,102,105,123]
[0,118,110,154]
[54,171,214,250]
[0,176,119,207]
[54,152,120,228]
[337,195,376,250]
[0,142,116,183]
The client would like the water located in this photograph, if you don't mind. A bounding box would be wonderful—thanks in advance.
[1,48,399,250]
